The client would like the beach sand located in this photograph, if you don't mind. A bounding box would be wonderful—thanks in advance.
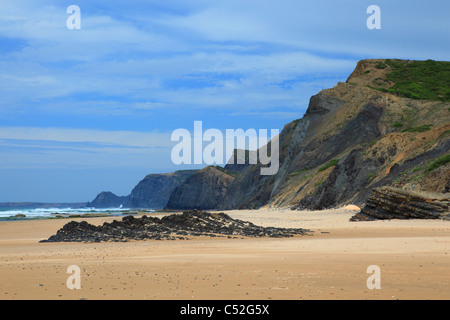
[0,207,449,300]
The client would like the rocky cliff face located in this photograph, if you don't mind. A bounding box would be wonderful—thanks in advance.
[219,59,450,210]
[223,149,255,174]
[126,170,197,209]
[87,191,128,208]
[166,166,235,210]
[88,170,197,209]
[219,120,298,209]
[88,59,449,213]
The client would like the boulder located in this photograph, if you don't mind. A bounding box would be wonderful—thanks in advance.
[350,186,449,221]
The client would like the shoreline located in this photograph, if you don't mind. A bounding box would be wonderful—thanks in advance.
[1,207,449,300]
[0,208,162,222]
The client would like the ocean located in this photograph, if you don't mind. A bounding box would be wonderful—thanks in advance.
[0,207,154,221]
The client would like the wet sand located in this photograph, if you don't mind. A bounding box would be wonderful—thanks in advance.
[0,207,449,300]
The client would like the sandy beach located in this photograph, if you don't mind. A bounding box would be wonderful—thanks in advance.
[0,207,449,300]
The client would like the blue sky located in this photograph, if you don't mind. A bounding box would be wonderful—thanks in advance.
[0,0,449,202]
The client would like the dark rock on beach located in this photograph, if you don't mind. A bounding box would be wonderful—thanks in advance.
[350,186,449,221]
[39,210,312,243]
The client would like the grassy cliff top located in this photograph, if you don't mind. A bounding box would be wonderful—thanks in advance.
[347,59,450,102]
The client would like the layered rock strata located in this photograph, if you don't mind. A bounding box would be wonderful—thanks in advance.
[40,210,312,242]
[350,186,449,221]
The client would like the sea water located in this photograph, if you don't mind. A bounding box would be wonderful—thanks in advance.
[0,207,153,221]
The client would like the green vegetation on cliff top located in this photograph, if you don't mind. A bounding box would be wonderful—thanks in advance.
[384,59,450,102]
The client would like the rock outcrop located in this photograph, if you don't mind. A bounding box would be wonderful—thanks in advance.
[126,170,197,209]
[219,119,298,209]
[39,210,312,242]
[166,166,234,210]
[350,186,449,221]
[87,192,128,208]
[223,149,256,174]
[88,170,197,209]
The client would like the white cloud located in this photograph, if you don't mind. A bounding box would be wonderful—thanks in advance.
[0,126,171,148]
[0,1,367,117]
[0,126,176,170]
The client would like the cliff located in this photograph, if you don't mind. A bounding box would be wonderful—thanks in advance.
[88,59,449,213]
[125,170,197,209]
[87,191,128,208]
[219,59,450,210]
[166,166,235,210]
[88,170,197,209]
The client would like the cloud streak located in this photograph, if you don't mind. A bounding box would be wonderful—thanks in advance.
[0,127,173,169]
[0,126,172,148]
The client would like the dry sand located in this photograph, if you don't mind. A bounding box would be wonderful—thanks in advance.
[0,207,449,300]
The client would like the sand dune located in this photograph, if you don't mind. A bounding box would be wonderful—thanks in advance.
[0,207,449,300]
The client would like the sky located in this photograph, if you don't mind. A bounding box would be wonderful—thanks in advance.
[0,0,449,202]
